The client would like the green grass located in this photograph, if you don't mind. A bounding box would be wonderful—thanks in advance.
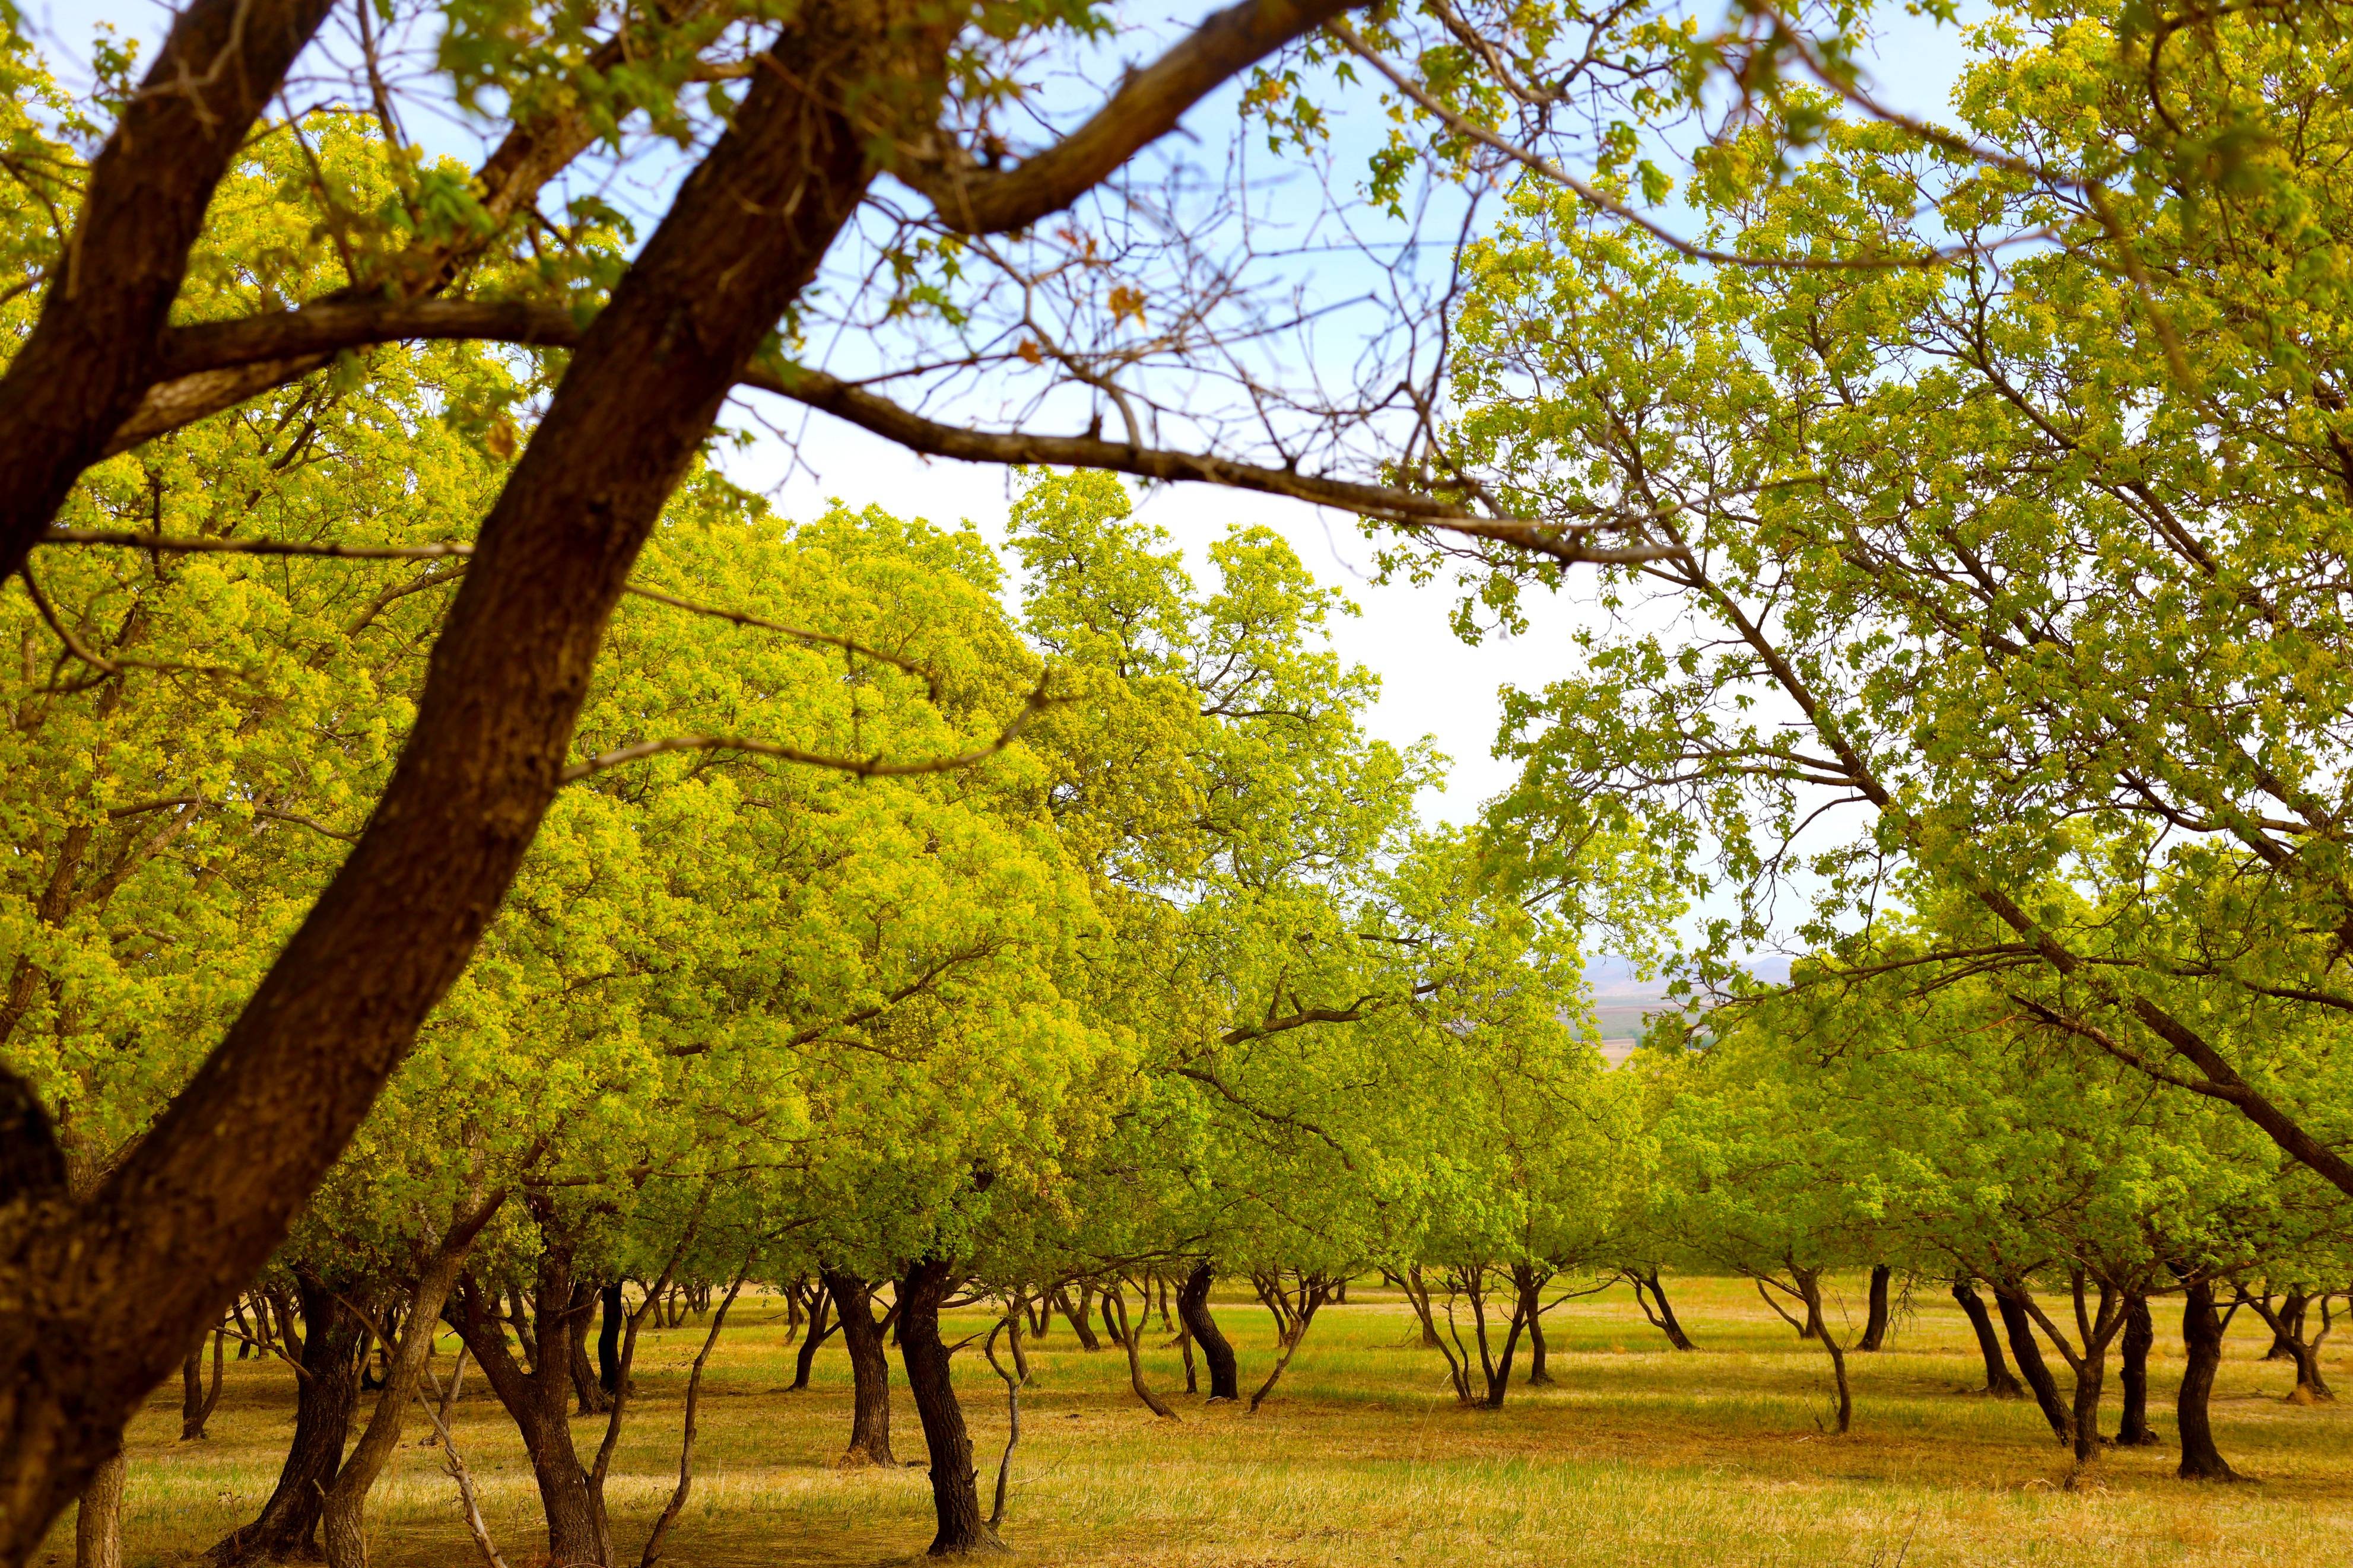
[68,1276,2353,1567]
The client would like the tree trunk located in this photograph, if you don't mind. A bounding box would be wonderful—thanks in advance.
[454,1260,611,1568]
[1952,1280,2024,1398]
[598,1284,624,1397]
[1631,1268,1696,1351]
[1793,1271,1850,1434]
[822,1271,894,1466]
[1994,1287,2071,1443]
[2176,1278,2242,1481]
[320,1200,497,1568]
[1513,1267,1553,1385]
[1108,1289,1175,1419]
[210,1271,363,1564]
[73,1451,123,1568]
[898,1261,1002,1556]
[1098,1288,1126,1350]
[0,8,950,1553]
[567,1283,608,1416]
[2262,1292,2303,1360]
[791,1283,836,1391]
[2115,1291,2158,1445]
[180,1330,226,1440]
[1856,1265,1892,1352]
[1057,1286,1101,1352]
[1176,1264,1238,1401]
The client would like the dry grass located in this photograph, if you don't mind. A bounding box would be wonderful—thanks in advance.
[60,1276,2353,1568]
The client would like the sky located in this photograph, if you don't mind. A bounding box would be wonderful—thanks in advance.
[14,0,1986,977]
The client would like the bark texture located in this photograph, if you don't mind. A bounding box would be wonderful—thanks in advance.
[1176,1263,1239,1401]
[2115,1292,2159,1446]
[454,1257,609,1568]
[0,7,946,1556]
[210,1272,363,1564]
[898,1261,1002,1555]
[72,1451,123,1568]
[822,1271,895,1466]
[2177,1278,2241,1481]
[1994,1287,2072,1443]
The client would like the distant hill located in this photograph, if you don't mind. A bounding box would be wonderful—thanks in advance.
[1580,954,1793,1064]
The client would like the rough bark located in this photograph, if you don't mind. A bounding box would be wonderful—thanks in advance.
[2115,1291,2159,1446]
[898,1261,1003,1556]
[1856,1265,1893,1352]
[454,1258,609,1568]
[2177,1278,2242,1481]
[822,1270,895,1466]
[72,1449,123,1568]
[1952,1280,2025,1398]
[209,1271,363,1564]
[1994,1287,2072,1443]
[0,8,946,1555]
[1176,1264,1239,1401]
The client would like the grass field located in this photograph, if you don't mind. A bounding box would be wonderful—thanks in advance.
[63,1276,2353,1568]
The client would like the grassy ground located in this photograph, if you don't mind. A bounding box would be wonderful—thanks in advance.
[65,1275,2353,1568]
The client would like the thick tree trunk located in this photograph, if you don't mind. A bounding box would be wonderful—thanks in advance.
[792,1283,836,1391]
[898,1261,1002,1556]
[1994,1287,2071,1443]
[455,1259,610,1568]
[73,1450,123,1568]
[597,1284,623,1397]
[0,8,941,1555]
[210,1271,363,1563]
[1856,1265,1892,1352]
[823,1271,894,1466]
[2177,1278,2241,1481]
[1176,1264,1239,1401]
[1631,1269,1696,1351]
[2115,1292,2158,1445]
[1952,1280,2024,1398]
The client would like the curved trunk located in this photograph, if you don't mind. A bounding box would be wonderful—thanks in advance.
[1951,1280,2024,1398]
[1632,1269,1696,1351]
[1108,1289,1175,1418]
[1993,1287,2071,1443]
[1176,1264,1239,1401]
[567,1282,608,1415]
[2114,1292,2158,1445]
[791,1283,836,1391]
[2176,1278,2242,1481]
[1793,1271,1850,1434]
[1059,1286,1102,1351]
[181,1330,226,1440]
[454,1263,610,1568]
[898,1261,1002,1556]
[1856,1265,1892,1352]
[821,1270,894,1466]
[210,1271,362,1564]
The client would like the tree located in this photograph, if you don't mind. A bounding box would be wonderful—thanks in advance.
[1425,0,2353,1213]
